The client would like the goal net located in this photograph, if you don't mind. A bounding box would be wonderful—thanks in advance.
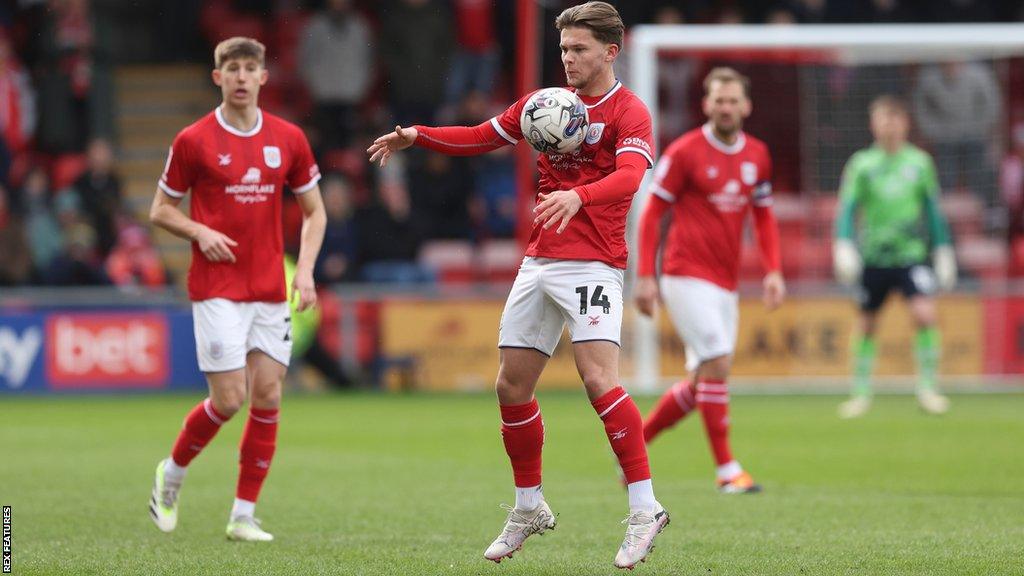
[624,24,1024,392]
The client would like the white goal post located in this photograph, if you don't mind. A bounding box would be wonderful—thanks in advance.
[625,24,1024,393]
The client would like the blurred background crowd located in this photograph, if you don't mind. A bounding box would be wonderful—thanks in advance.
[1,0,1023,294]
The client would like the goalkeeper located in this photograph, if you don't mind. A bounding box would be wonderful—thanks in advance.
[833,95,956,418]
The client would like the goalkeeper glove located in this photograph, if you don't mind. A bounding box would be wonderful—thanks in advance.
[833,239,862,286]
[933,245,957,291]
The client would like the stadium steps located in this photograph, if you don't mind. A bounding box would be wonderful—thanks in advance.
[115,64,216,289]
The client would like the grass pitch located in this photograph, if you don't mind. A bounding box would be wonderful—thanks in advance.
[1,392,1022,575]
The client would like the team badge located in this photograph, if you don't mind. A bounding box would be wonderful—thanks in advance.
[741,161,757,185]
[585,123,605,145]
[263,146,282,168]
[210,341,223,360]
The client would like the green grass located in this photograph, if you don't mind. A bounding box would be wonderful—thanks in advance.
[1,392,1022,575]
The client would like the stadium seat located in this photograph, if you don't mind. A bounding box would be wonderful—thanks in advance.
[957,235,1008,279]
[419,240,475,283]
[480,239,522,283]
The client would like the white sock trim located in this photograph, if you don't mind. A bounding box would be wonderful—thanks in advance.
[514,485,543,511]
[164,458,187,482]
[627,479,658,512]
[598,393,630,419]
[501,409,541,427]
[231,498,256,520]
[716,460,743,481]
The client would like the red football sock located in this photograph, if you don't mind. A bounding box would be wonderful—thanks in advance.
[593,386,651,484]
[696,379,733,466]
[499,399,544,487]
[643,380,696,443]
[236,407,279,503]
[171,398,230,467]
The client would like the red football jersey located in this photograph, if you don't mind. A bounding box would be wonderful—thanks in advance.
[492,82,654,269]
[159,107,321,302]
[650,124,773,291]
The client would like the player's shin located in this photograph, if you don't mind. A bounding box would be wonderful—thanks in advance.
[695,380,736,475]
[234,407,279,517]
[643,380,695,443]
[914,328,940,392]
[853,337,877,397]
[499,399,545,510]
[171,398,231,472]
[592,387,657,511]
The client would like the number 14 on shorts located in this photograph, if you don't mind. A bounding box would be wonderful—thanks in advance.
[575,285,611,315]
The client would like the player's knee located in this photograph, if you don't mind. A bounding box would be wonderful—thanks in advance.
[250,379,282,409]
[700,355,732,380]
[579,365,617,396]
[210,389,246,417]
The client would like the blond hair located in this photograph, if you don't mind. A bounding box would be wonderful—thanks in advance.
[869,94,909,116]
[703,67,751,98]
[555,2,624,48]
[214,37,266,69]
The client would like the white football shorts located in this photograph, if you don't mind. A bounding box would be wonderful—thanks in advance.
[659,275,738,372]
[498,257,624,356]
[192,298,292,372]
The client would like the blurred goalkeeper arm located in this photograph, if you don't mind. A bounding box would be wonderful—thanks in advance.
[924,194,957,290]
[833,198,862,286]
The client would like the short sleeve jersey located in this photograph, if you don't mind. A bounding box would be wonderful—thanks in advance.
[838,144,940,267]
[491,81,654,269]
[159,107,321,302]
[649,124,773,291]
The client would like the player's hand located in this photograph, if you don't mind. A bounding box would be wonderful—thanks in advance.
[833,239,862,286]
[933,245,957,291]
[634,276,660,318]
[763,271,786,311]
[194,225,238,263]
[533,190,583,234]
[291,265,317,312]
[366,125,418,167]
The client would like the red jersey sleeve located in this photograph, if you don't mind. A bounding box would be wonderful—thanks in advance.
[647,140,687,203]
[490,92,534,145]
[158,131,197,198]
[287,127,321,194]
[613,98,655,168]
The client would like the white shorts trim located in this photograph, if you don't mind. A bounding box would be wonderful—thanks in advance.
[659,276,738,373]
[498,257,624,356]
[193,298,292,373]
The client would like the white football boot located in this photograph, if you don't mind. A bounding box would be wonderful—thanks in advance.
[483,501,556,562]
[149,458,181,533]
[226,516,274,542]
[838,396,872,419]
[917,389,950,415]
[614,503,670,570]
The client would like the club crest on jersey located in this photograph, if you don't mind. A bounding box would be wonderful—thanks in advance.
[242,167,261,184]
[263,146,282,168]
[585,123,605,145]
[741,162,758,185]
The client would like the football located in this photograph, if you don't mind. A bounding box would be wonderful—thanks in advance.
[520,87,589,154]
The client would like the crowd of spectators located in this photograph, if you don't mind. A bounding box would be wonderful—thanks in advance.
[0,0,167,290]
[2,0,1023,289]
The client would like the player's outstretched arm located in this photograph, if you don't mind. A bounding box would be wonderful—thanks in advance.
[149,189,238,263]
[367,125,419,167]
[292,185,327,312]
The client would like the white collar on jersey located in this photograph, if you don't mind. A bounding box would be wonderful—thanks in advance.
[582,80,622,109]
[215,105,263,137]
[702,123,746,155]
